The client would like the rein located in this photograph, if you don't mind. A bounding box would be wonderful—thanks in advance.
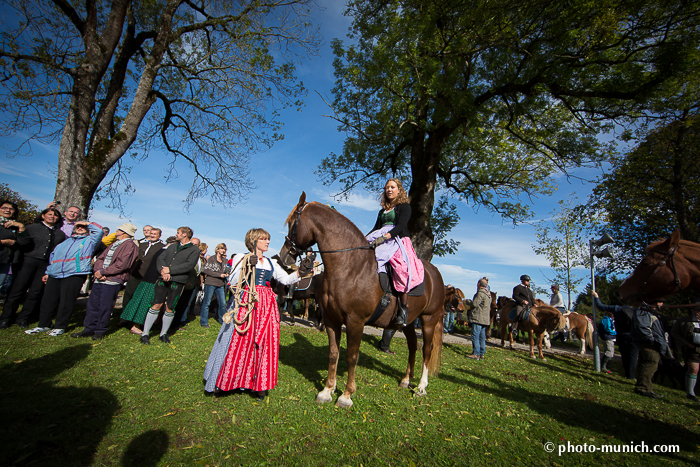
[222,253,258,333]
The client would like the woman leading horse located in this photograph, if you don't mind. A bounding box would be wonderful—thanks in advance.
[279,192,445,407]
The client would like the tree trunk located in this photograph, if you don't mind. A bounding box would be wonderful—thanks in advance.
[408,139,440,261]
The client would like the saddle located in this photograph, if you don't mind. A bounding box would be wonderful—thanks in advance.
[365,271,425,326]
[508,302,531,322]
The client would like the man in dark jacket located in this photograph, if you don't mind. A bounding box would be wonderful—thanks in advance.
[632,299,667,398]
[140,226,199,344]
[512,274,535,328]
[671,304,700,403]
[0,207,65,329]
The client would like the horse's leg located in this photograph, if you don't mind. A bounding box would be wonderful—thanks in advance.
[415,318,435,396]
[336,320,364,408]
[577,325,586,354]
[316,323,341,404]
[400,324,418,389]
[529,331,536,358]
[303,298,309,320]
[537,332,546,360]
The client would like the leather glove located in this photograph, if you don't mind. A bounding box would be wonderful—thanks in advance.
[298,257,314,276]
[371,236,387,248]
[248,255,258,267]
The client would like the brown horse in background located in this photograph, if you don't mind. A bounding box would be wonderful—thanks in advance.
[616,230,700,305]
[485,291,498,338]
[563,311,594,354]
[279,193,445,407]
[496,296,567,360]
[445,285,465,317]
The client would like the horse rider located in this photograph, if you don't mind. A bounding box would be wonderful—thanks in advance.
[512,275,535,332]
[550,284,569,342]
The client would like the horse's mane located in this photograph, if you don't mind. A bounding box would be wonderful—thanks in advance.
[646,236,699,254]
[284,201,367,241]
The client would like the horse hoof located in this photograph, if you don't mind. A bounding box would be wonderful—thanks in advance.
[315,390,333,404]
[336,396,353,408]
[399,381,410,389]
[415,387,428,396]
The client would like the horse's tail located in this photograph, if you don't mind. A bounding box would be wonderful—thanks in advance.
[428,318,443,376]
[585,319,594,350]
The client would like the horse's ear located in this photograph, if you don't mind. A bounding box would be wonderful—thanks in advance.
[669,229,681,249]
[298,192,306,207]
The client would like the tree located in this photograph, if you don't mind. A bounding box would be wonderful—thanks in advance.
[532,196,590,309]
[589,112,700,272]
[572,275,623,315]
[318,0,700,260]
[0,0,320,214]
[0,184,40,225]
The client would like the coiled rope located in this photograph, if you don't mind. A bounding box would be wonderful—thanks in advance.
[222,253,258,333]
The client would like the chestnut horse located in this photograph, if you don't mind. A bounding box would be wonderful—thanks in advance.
[279,193,445,407]
[445,286,466,319]
[496,296,567,360]
[616,230,700,305]
[563,311,594,354]
[485,291,498,338]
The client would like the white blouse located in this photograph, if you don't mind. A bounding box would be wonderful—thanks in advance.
[227,254,301,287]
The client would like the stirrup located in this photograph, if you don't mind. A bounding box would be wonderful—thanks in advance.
[395,302,408,327]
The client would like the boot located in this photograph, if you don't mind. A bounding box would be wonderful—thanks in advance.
[395,302,408,327]
[601,356,611,374]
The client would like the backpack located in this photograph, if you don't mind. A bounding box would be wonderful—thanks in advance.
[632,306,658,343]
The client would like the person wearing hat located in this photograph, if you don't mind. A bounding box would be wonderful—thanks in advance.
[24,220,104,336]
[72,223,139,340]
[513,275,535,321]
[671,303,700,403]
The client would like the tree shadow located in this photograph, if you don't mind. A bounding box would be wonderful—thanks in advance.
[121,429,169,467]
[457,369,699,463]
[0,344,120,466]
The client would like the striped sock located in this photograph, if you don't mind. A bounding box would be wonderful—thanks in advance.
[687,373,697,397]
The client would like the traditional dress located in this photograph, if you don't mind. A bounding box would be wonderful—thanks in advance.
[203,255,299,393]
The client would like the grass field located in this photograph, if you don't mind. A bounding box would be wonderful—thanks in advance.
[1,310,698,467]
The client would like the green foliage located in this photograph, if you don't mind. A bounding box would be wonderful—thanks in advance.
[573,275,624,315]
[589,114,700,272]
[1,307,699,466]
[431,194,460,257]
[0,183,40,224]
[319,0,700,256]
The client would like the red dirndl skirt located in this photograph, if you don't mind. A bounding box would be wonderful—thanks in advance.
[215,285,281,392]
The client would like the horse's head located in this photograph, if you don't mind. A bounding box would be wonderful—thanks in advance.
[616,230,686,305]
[449,287,466,311]
[280,192,314,269]
[537,306,567,332]
[497,295,511,310]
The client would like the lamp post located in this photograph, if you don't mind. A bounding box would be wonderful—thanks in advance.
[589,233,614,372]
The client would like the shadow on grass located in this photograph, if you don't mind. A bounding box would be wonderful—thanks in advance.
[121,429,169,467]
[279,331,419,391]
[459,369,699,463]
[0,344,120,467]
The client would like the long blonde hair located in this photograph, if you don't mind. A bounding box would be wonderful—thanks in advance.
[380,178,409,210]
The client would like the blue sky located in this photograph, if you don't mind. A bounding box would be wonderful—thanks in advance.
[0,1,609,306]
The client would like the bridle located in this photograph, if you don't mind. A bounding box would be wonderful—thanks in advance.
[640,244,682,295]
[284,202,375,258]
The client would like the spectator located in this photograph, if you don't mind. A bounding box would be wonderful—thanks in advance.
[25,221,103,336]
[378,328,396,354]
[670,304,700,403]
[444,293,456,334]
[102,227,110,236]
[468,278,492,360]
[58,205,83,238]
[173,237,204,327]
[203,228,309,400]
[591,291,638,379]
[598,311,617,374]
[122,227,164,311]
[138,225,152,243]
[632,300,667,398]
[120,235,175,335]
[200,243,230,328]
[0,200,22,296]
[71,223,139,340]
[0,206,65,329]
[139,227,200,344]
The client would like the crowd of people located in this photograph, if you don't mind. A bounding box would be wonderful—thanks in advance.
[1,190,698,405]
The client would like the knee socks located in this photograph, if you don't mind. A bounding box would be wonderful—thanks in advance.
[687,373,697,397]
[141,308,159,336]
[601,356,610,370]
[160,311,175,336]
